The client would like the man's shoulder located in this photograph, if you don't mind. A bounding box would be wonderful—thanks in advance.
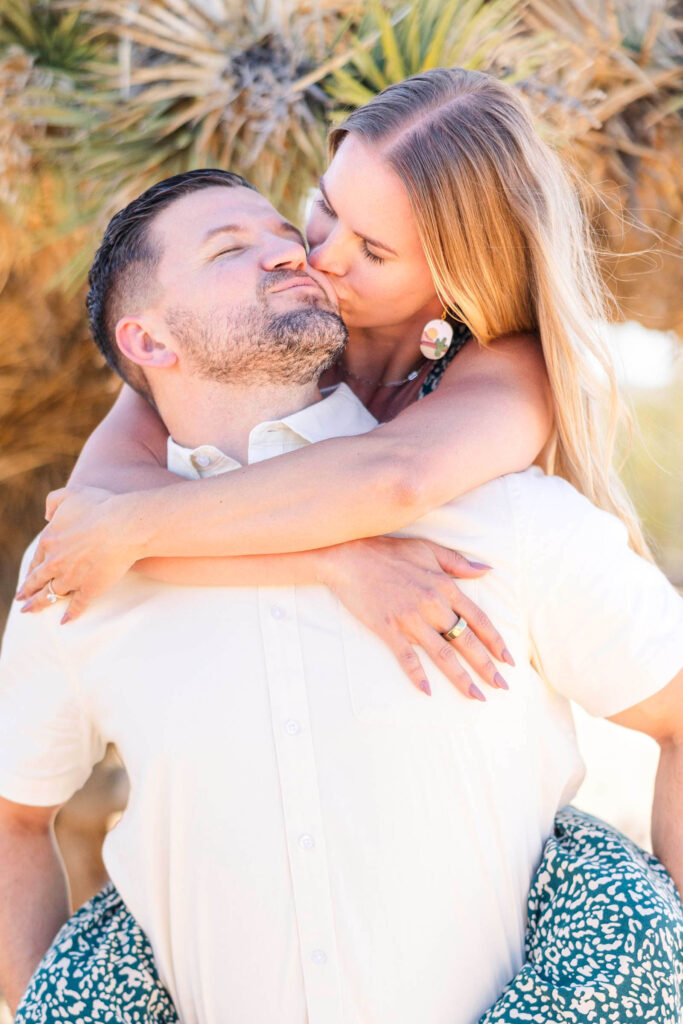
[503,468,633,567]
[503,466,593,514]
[448,466,588,523]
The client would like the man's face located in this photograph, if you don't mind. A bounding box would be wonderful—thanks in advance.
[146,185,347,384]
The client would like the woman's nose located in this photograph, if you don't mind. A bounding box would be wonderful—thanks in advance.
[308,234,347,278]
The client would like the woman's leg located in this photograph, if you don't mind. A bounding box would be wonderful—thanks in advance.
[15,881,179,1023]
[479,806,683,1023]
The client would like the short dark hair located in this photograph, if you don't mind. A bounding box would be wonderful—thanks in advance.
[86,168,258,393]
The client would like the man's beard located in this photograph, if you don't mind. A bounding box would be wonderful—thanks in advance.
[165,291,348,386]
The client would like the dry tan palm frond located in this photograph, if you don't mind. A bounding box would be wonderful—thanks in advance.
[53,0,361,225]
[0,46,33,206]
[0,170,117,625]
[521,0,683,332]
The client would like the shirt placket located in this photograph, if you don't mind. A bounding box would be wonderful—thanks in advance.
[259,587,345,1024]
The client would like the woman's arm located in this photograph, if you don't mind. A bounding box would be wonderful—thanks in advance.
[20,331,550,583]
[61,331,553,550]
[68,384,177,492]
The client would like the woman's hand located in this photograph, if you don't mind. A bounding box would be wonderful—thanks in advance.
[17,491,513,702]
[15,485,142,623]
[318,536,514,701]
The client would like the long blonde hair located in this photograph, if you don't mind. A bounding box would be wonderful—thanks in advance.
[329,68,650,557]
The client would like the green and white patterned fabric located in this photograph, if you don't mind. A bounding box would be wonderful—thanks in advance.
[14,807,682,1022]
[15,883,179,1024]
[479,806,683,1024]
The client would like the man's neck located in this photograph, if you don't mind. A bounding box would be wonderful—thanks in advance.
[157,378,322,463]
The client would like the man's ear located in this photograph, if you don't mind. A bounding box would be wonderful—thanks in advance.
[115,316,178,370]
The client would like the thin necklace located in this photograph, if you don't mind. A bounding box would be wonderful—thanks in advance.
[341,358,426,389]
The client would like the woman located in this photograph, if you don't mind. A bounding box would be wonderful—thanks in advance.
[16,68,681,1022]
[19,71,647,673]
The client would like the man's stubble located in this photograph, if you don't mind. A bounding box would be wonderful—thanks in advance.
[165,286,348,387]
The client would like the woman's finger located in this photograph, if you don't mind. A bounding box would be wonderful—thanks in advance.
[384,632,432,696]
[20,579,70,615]
[60,589,90,625]
[446,624,509,693]
[414,623,481,700]
[447,585,514,666]
[21,541,47,588]
[20,583,57,614]
[426,542,492,579]
[45,487,70,522]
[17,561,60,602]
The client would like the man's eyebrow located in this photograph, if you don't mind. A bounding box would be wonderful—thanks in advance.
[318,177,398,257]
[201,224,244,244]
[201,221,307,248]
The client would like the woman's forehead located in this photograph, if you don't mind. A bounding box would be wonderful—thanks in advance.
[324,135,419,251]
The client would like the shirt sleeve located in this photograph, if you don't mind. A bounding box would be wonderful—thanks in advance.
[0,544,106,806]
[513,471,683,718]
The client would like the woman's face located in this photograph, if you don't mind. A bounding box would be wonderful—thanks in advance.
[306,134,442,330]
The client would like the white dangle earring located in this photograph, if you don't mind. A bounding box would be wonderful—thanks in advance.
[419,309,454,361]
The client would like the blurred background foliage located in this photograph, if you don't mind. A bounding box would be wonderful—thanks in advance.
[1,0,682,627]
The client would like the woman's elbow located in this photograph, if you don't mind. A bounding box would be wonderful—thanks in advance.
[369,446,433,521]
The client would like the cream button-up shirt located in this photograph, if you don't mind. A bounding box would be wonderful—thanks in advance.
[1,383,682,1024]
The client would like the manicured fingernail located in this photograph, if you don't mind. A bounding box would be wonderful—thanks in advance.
[61,613,71,625]
[494,673,509,691]
[469,561,492,570]
[20,602,32,613]
[15,590,25,601]
[469,683,486,701]
[501,648,515,667]
[419,680,432,696]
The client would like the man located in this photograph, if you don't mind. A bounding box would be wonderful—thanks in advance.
[0,170,682,1024]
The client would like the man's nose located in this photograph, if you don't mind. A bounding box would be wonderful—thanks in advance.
[262,236,308,272]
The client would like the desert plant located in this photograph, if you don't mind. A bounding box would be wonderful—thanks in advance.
[325,0,553,109]
[38,0,360,223]
[523,0,683,332]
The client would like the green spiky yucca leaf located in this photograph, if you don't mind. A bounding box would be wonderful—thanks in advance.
[0,0,97,73]
[36,0,352,228]
[323,0,549,112]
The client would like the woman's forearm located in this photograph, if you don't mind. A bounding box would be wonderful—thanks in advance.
[69,384,172,493]
[67,333,551,558]
[122,431,413,559]
[134,549,331,587]
[124,359,551,560]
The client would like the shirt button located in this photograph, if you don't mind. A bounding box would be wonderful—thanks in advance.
[311,949,327,965]
[193,454,211,468]
[270,604,287,620]
[298,834,315,850]
[284,719,301,735]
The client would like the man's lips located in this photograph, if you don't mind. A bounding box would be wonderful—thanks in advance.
[268,276,323,295]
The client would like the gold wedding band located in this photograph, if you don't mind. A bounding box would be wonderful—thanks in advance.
[46,579,68,604]
[442,616,468,642]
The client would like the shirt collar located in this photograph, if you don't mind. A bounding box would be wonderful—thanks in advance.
[167,383,378,479]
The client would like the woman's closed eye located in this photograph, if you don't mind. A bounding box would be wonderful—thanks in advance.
[361,241,385,265]
[315,196,335,219]
[315,195,385,264]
